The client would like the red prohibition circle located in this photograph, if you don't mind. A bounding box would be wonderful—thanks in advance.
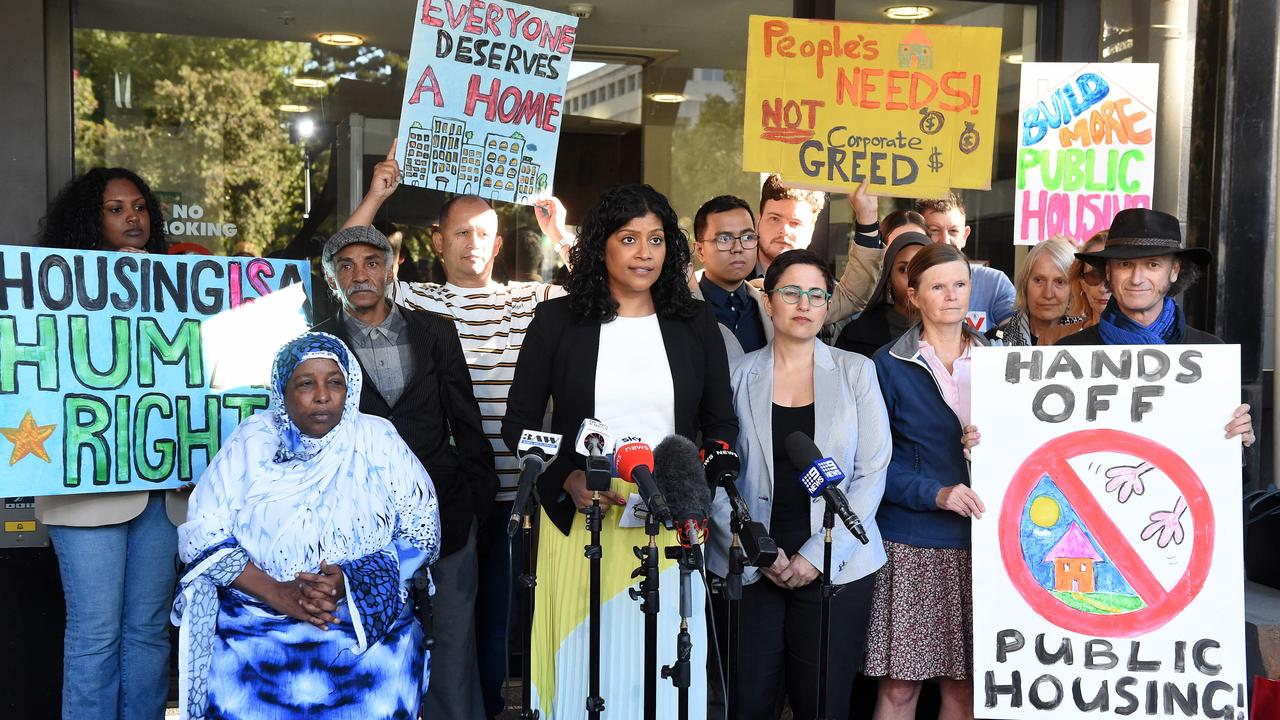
[998,429,1214,638]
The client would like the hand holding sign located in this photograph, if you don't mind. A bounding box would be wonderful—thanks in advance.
[846,180,879,226]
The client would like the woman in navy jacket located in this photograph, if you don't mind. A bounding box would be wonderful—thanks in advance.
[866,243,985,720]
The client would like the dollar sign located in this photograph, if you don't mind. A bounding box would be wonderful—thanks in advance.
[927,147,944,173]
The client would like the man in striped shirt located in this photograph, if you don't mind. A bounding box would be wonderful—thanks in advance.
[344,152,571,719]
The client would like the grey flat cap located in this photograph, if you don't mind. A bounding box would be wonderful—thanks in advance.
[322,225,392,263]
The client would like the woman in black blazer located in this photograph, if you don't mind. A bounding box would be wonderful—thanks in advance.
[503,184,737,719]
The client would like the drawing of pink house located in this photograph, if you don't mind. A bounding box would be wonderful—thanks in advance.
[1044,522,1103,592]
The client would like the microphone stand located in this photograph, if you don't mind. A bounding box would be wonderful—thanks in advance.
[629,510,661,720]
[724,517,747,719]
[662,538,702,720]
[583,490,605,719]
[816,505,835,720]
[518,504,540,719]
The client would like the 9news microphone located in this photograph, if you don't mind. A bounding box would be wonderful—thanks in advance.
[614,438,673,528]
[699,439,778,568]
[653,436,712,548]
[575,418,613,492]
[508,430,562,537]
[783,431,869,545]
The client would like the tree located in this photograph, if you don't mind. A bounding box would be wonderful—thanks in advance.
[73,30,314,255]
[669,70,762,221]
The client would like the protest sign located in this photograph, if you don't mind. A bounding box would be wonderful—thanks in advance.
[1014,63,1159,245]
[397,0,577,205]
[971,345,1248,720]
[742,16,1002,196]
[0,247,310,496]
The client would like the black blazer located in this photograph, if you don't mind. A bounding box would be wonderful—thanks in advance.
[501,296,739,535]
[313,308,498,556]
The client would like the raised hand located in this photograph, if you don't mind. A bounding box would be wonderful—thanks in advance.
[367,139,401,202]
[846,180,880,226]
[1104,461,1152,504]
[1140,496,1188,548]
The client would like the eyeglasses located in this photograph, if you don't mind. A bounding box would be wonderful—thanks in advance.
[771,285,830,307]
[707,232,759,251]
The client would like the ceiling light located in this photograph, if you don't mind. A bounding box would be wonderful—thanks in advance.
[279,104,312,113]
[290,77,327,89]
[1003,52,1024,64]
[316,32,364,47]
[295,118,316,139]
[648,92,686,103]
[883,5,934,20]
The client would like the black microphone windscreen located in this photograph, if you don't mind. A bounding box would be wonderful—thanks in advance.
[784,431,823,470]
[653,435,711,517]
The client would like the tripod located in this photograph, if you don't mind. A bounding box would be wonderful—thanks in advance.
[661,541,702,720]
[582,492,605,718]
[629,510,661,720]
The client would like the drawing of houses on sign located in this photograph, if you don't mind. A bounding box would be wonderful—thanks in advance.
[429,117,467,190]
[898,27,934,70]
[403,123,432,187]
[1044,522,1102,593]
[516,156,543,204]
[482,132,524,203]
[458,143,483,194]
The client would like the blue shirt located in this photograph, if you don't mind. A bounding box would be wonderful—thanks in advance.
[699,275,766,353]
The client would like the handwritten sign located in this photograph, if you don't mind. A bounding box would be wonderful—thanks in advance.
[971,345,1248,720]
[0,247,310,496]
[397,0,578,205]
[1014,63,1159,245]
[742,17,1002,196]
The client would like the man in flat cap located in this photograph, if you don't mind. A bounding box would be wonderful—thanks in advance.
[1058,208,1254,446]
[311,226,498,713]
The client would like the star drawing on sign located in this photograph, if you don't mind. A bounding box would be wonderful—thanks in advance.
[1,410,57,465]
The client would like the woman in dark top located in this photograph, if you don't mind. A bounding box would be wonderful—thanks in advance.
[707,249,891,720]
[835,226,931,358]
[502,184,737,719]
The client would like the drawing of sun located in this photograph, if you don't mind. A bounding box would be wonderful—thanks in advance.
[1029,495,1060,528]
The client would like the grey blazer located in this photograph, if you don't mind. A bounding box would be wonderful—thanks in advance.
[707,340,891,585]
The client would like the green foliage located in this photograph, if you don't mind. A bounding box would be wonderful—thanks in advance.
[669,70,762,224]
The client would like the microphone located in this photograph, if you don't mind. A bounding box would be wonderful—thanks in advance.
[508,430,562,537]
[575,418,613,492]
[783,431,870,545]
[653,435,712,549]
[613,438,673,529]
[698,439,779,568]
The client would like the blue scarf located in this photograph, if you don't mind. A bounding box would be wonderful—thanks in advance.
[1097,296,1184,345]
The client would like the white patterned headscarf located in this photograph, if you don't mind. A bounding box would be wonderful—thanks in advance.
[269,332,363,463]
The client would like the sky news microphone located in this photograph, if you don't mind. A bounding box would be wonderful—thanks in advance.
[654,435,712,548]
[783,431,869,545]
[613,437,673,528]
[508,430,562,537]
[699,439,778,568]
[575,417,613,492]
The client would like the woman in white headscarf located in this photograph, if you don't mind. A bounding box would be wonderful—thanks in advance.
[173,332,440,720]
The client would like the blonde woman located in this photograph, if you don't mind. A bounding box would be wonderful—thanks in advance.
[990,237,1086,346]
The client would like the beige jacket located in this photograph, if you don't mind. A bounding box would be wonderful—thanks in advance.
[35,491,188,529]
[747,236,883,325]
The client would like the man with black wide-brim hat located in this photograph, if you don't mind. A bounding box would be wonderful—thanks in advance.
[1058,208,1255,446]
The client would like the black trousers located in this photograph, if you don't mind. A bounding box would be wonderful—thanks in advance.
[710,571,876,720]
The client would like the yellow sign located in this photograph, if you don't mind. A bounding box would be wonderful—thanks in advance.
[743,16,1003,196]
[4,521,36,533]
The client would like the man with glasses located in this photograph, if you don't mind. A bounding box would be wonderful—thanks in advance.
[690,195,771,357]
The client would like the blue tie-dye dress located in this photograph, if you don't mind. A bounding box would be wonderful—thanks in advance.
[173,333,441,720]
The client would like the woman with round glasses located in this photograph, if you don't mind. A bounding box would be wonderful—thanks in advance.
[1068,231,1112,328]
[707,248,891,719]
